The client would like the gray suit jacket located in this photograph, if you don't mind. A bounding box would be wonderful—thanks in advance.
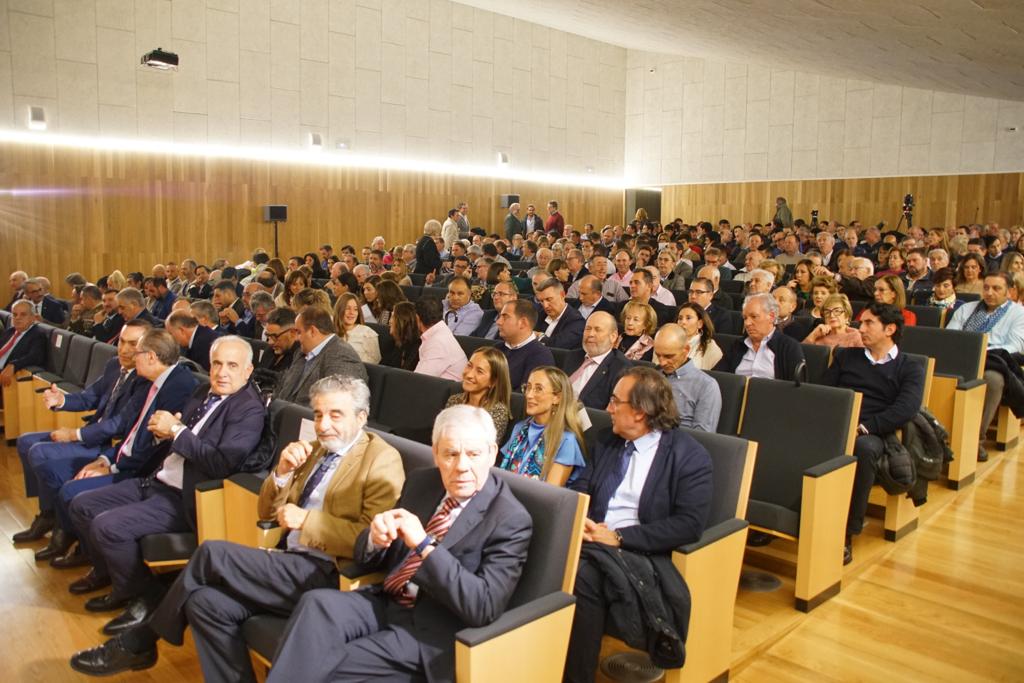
[274,335,368,406]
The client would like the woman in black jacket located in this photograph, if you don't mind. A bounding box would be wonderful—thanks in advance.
[414,219,442,277]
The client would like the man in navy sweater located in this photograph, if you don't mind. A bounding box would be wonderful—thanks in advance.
[497,299,555,389]
[822,302,925,565]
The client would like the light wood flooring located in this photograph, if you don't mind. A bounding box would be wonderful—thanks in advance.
[2,436,1022,682]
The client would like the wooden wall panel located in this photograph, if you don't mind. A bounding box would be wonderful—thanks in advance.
[0,142,624,297]
[660,173,1024,231]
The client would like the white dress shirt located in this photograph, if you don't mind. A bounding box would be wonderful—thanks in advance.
[736,331,777,379]
[156,394,227,489]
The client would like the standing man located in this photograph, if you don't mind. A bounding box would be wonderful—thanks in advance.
[504,202,525,240]
[275,306,368,406]
[773,196,793,228]
[545,200,565,235]
[456,200,471,239]
[822,303,925,564]
[441,209,461,254]
[653,324,722,432]
[523,203,543,234]
[68,376,405,679]
[565,368,712,682]
[265,405,532,683]
[67,336,267,633]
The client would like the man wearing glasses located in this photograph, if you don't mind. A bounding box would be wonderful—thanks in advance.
[470,280,518,340]
[687,276,734,336]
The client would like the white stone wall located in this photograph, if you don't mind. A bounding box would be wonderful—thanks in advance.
[624,50,1024,185]
[0,0,627,175]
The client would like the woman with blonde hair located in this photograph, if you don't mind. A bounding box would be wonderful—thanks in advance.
[618,301,657,361]
[804,294,863,348]
[499,366,587,486]
[333,292,381,364]
[445,346,512,440]
[106,270,127,292]
[291,287,333,317]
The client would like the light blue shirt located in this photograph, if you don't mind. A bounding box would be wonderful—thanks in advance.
[736,329,777,379]
[666,361,722,432]
[442,300,484,336]
[947,301,1024,354]
[605,429,662,531]
[304,333,334,362]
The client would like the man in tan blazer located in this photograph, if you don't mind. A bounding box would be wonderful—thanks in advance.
[69,375,406,679]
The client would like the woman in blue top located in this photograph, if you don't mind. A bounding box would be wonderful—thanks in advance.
[499,366,587,486]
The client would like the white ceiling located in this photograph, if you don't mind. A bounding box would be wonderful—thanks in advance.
[459,0,1024,101]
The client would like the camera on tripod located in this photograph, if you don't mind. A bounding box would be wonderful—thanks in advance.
[810,209,819,227]
[902,194,914,216]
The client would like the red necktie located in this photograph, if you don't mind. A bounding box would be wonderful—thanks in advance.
[0,330,23,359]
[383,497,460,607]
[116,383,159,462]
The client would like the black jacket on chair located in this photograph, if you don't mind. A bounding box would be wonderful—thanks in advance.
[713,330,805,382]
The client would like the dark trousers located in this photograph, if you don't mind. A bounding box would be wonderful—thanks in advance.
[57,474,115,532]
[25,439,100,513]
[269,589,426,683]
[16,430,51,497]
[565,555,618,683]
[847,434,884,536]
[148,540,338,683]
[69,478,187,600]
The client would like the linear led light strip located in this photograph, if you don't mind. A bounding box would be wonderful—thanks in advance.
[0,129,631,190]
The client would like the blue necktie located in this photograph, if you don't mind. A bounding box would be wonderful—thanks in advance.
[296,452,340,508]
[186,394,223,429]
[595,441,635,521]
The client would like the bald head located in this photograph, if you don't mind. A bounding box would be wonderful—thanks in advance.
[582,311,619,357]
[697,265,720,289]
[653,323,692,375]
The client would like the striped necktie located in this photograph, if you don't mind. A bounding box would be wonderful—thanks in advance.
[383,497,460,607]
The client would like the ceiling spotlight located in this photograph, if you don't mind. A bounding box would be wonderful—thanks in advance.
[335,138,350,150]
[308,132,323,151]
[141,48,178,71]
[497,152,509,165]
[27,105,46,131]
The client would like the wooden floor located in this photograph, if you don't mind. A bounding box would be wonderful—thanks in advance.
[2,437,1022,683]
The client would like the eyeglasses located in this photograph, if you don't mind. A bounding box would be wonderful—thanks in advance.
[521,383,554,396]
[607,394,629,407]
[265,328,294,341]
[688,289,711,296]
[823,308,845,317]
[133,349,153,358]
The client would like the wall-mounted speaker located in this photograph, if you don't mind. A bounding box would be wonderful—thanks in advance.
[500,194,520,208]
[263,205,288,222]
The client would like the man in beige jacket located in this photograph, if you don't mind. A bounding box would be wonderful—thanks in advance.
[70,375,406,679]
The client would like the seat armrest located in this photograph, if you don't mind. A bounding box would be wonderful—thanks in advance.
[677,518,748,555]
[255,520,282,549]
[228,472,266,495]
[455,592,575,647]
[804,455,855,478]
[195,479,224,493]
[957,378,986,391]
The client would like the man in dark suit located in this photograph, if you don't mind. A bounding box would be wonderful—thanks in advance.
[233,290,274,340]
[503,202,525,239]
[566,368,713,682]
[572,311,632,410]
[714,293,805,381]
[185,265,213,300]
[628,269,677,327]
[91,290,124,344]
[68,375,407,678]
[13,319,153,557]
[212,279,247,333]
[574,275,619,321]
[414,222,443,277]
[115,288,163,336]
[66,336,267,634]
[275,306,368,406]
[41,329,197,586]
[469,281,518,339]
[0,300,48,389]
[263,404,531,682]
[164,310,221,372]
[22,277,67,325]
[535,278,585,349]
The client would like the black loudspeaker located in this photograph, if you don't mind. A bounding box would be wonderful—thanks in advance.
[500,194,520,209]
[263,205,288,222]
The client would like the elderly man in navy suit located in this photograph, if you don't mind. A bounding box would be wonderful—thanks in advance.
[21,277,68,325]
[66,335,267,636]
[267,404,532,683]
[14,319,153,559]
[0,299,48,388]
[566,367,713,682]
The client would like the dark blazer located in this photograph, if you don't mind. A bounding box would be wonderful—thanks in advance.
[233,314,264,340]
[91,313,124,344]
[504,213,525,240]
[132,308,164,329]
[161,382,267,529]
[414,235,442,275]
[62,358,151,448]
[114,363,199,481]
[186,282,213,300]
[646,298,678,328]
[573,296,618,321]
[705,304,738,336]
[536,304,585,349]
[275,335,368,406]
[571,428,712,553]
[184,325,221,371]
[711,290,734,311]
[354,469,532,683]
[470,309,499,339]
[713,330,805,381]
[0,323,48,371]
[578,349,632,410]
[39,295,67,325]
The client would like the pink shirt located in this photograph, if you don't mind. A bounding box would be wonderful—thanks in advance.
[609,270,633,286]
[415,322,468,381]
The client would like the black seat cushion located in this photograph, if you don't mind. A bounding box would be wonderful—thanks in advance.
[140,532,197,562]
[242,614,288,661]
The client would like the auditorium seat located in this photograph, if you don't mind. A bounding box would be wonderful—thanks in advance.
[707,370,747,435]
[368,366,461,444]
[37,335,96,431]
[400,284,423,300]
[455,334,499,358]
[10,323,55,436]
[721,280,744,294]
[739,378,859,611]
[421,286,448,300]
[246,339,273,367]
[799,343,832,385]
[243,468,589,683]
[901,327,987,489]
[140,479,228,572]
[713,332,742,358]
[906,305,945,328]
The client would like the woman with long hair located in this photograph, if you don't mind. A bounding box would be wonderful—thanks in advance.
[859,274,917,326]
[333,292,381,364]
[954,253,986,295]
[381,301,421,371]
[675,302,722,370]
[445,347,512,440]
[303,252,328,280]
[360,275,382,323]
[276,270,309,308]
[499,366,587,486]
[787,259,815,302]
[371,279,406,328]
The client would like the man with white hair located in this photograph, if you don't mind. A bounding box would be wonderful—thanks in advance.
[267,405,533,683]
[0,299,48,387]
[504,201,525,239]
[70,375,405,678]
[714,293,805,380]
[834,256,876,301]
[733,249,764,283]
[567,255,629,303]
[6,270,28,311]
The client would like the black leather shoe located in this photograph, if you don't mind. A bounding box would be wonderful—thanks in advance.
[69,636,157,677]
[34,528,73,562]
[978,444,989,463]
[69,569,111,595]
[746,530,775,547]
[85,593,132,613]
[51,542,89,568]
[13,513,54,543]
[103,596,158,636]
[843,544,853,566]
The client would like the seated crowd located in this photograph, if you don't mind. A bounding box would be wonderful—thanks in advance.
[3,200,1023,681]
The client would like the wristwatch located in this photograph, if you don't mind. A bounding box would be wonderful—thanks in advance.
[413,534,437,557]
[170,423,187,439]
